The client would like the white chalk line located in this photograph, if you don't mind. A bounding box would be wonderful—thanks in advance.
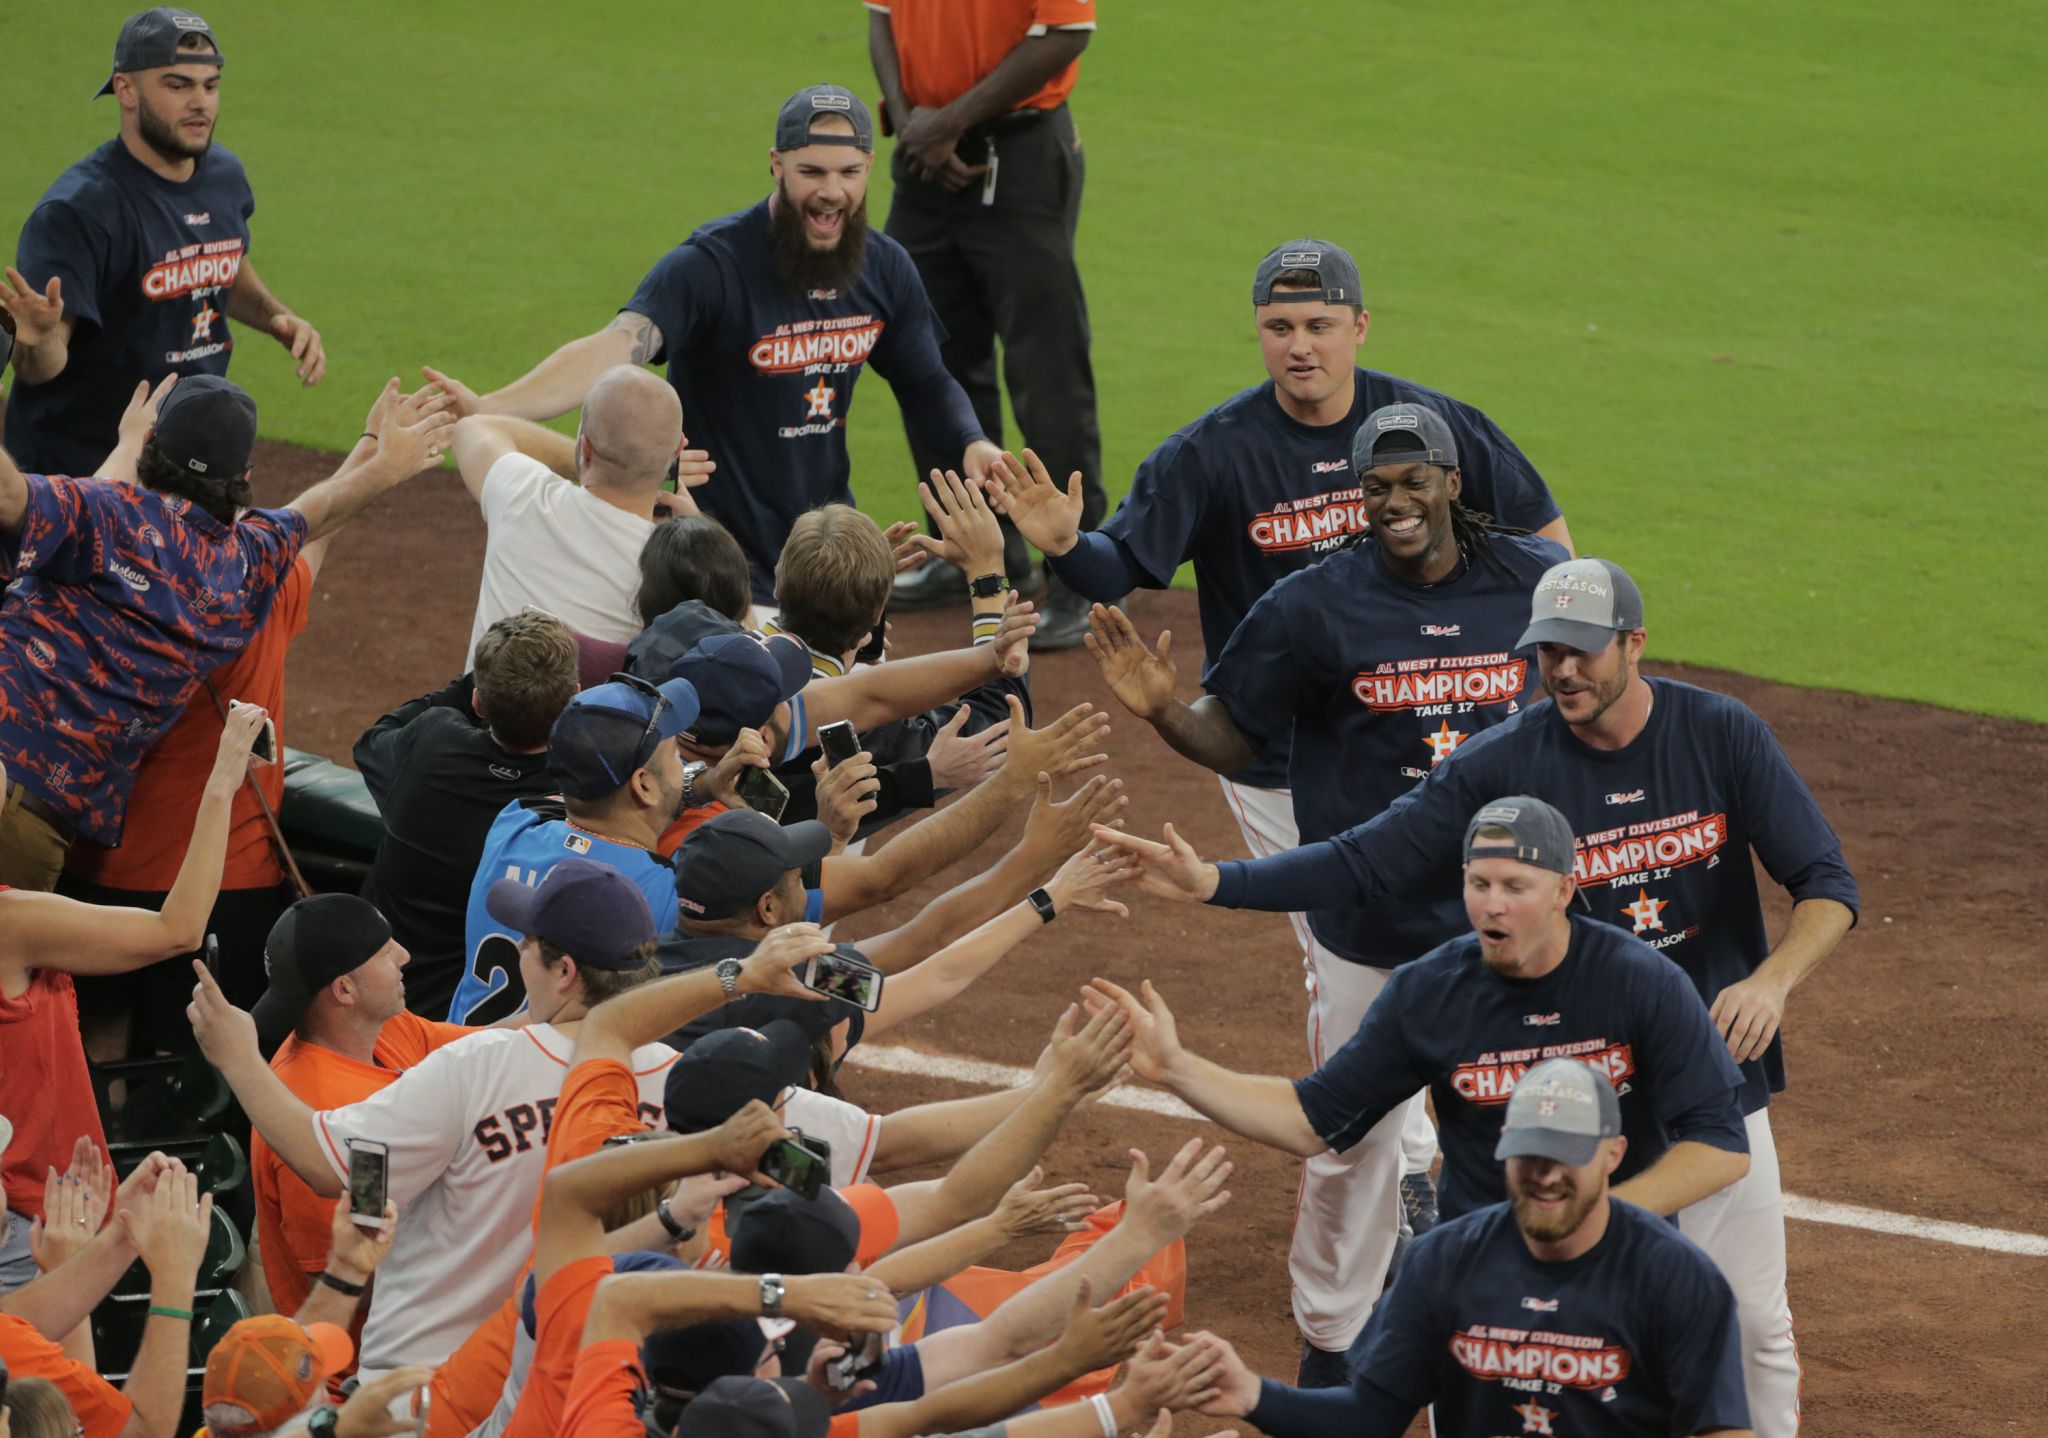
[844,1043,2048,1259]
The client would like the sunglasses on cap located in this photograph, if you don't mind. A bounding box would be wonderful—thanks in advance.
[608,670,675,773]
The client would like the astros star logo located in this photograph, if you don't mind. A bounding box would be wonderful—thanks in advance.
[803,381,835,419]
[1621,888,1668,934]
[1514,1400,1557,1435]
[1423,719,1466,766]
[191,302,219,342]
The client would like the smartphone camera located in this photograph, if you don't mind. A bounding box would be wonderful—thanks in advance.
[803,951,883,1011]
[346,1138,390,1230]
[817,721,861,769]
[826,1331,888,1392]
[760,1132,829,1201]
[228,698,278,764]
[735,766,789,822]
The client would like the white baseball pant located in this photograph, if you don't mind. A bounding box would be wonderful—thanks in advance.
[1677,1106,1801,1438]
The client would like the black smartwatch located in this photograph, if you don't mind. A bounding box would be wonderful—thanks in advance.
[1027,886,1057,924]
[307,1406,340,1438]
[968,573,1013,599]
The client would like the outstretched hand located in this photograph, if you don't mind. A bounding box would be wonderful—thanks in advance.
[1083,977,1183,1086]
[997,697,1110,794]
[1086,822,1220,904]
[269,312,326,386]
[187,957,262,1068]
[736,923,836,1001]
[985,447,1085,557]
[0,267,65,345]
[911,466,1006,577]
[1085,604,1178,722]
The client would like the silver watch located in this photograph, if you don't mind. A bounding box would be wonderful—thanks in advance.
[715,956,744,998]
[759,1272,785,1317]
[682,759,711,809]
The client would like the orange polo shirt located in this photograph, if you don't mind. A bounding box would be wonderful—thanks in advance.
[866,0,1096,113]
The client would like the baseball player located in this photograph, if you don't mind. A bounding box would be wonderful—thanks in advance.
[1085,796,1752,1383]
[987,238,1571,933]
[186,858,829,1378]
[1193,1058,1754,1438]
[422,85,1002,606]
[1091,558,1858,1438]
[1081,402,1568,1374]
[4,7,325,479]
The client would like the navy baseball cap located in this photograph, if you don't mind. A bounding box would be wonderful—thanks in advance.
[675,635,811,747]
[486,857,658,969]
[1517,558,1646,653]
[252,895,393,1053]
[674,810,833,920]
[663,1022,815,1134]
[96,8,223,97]
[1463,797,1576,877]
[729,1187,861,1276]
[674,1376,831,1438]
[152,374,258,479]
[548,675,701,799]
[1494,1058,1622,1167]
[1354,402,1459,472]
[1251,239,1362,307]
[775,85,873,153]
[626,600,746,686]
[644,1316,776,1396]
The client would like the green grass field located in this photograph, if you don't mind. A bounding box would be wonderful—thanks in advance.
[8,2,2043,719]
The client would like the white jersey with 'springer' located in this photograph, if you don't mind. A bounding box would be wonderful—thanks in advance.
[313,1023,679,1371]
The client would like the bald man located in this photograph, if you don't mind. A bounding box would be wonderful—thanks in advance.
[451,365,685,662]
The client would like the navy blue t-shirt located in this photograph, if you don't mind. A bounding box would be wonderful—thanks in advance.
[1097,370,1560,788]
[1213,679,1861,1113]
[7,139,255,478]
[1249,1200,1749,1438]
[1205,534,1565,963]
[1296,917,1746,1221]
[623,200,982,601]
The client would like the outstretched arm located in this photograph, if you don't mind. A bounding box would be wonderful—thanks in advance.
[288,381,454,541]
[573,924,834,1066]
[1084,604,1258,774]
[186,961,338,1195]
[449,413,578,499]
[227,258,325,387]
[426,313,658,424]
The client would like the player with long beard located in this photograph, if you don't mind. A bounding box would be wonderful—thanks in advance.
[424,86,1000,609]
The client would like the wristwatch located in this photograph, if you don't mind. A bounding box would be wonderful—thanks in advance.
[759,1272,786,1317]
[1027,886,1057,924]
[968,572,1013,599]
[715,956,744,999]
[682,759,711,809]
[307,1406,340,1438]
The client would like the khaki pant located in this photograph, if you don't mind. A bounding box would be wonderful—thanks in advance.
[0,783,70,892]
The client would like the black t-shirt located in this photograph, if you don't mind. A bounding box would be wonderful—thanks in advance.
[1295,917,1747,1221]
[622,199,981,600]
[1097,370,1561,787]
[353,675,555,1017]
[8,139,256,477]
[1205,535,1564,963]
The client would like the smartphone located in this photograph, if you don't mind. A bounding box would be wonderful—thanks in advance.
[803,951,883,1012]
[228,698,278,764]
[759,1133,829,1201]
[203,934,221,982]
[855,618,887,666]
[826,1331,888,1392]
[346,1139,389,1229]
[735,765,789,822]
[818,721,861,769]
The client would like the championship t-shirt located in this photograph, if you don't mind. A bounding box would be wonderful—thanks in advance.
[621,199,980,600]
[1214,680,1861,1113]
[466,453,655,664]
[451,798,679,1024]
[1097,369,1560,788]
[1205,535,1564,963]
[1295,917,1747,1220]
[1274,1200,1750,1438]
[313,1024,678,1372]
[0,474,305,844]
[7,139,255,477]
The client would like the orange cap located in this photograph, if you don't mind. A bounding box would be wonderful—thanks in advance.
[201,1315,354,1436]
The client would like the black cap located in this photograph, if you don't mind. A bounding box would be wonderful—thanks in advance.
[1251,239,1362,307]
[728,1187,861,1276]
[643,1316,774,1395]
[96,8,223,98]
[673,1376,831,1438]
[1353,402,1460,473]
[663,1022,815,1134]
[674,810,833,921]
[773,85,874,153]
[252,896,393,1052]
[151,374,257,480]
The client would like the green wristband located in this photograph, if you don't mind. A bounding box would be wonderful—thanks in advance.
[147,1304,195,1321]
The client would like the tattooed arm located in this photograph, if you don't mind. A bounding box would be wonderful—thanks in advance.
[424,312,665,424]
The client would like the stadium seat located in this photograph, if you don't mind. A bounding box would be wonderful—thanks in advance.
[91,1052,234,1144]
[280,747,382,892]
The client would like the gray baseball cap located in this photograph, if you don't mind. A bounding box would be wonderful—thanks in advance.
[1493,1058,1622,1167]
[96,8,222,98]
[1251,240,1362,307]
[1353,402,1459,473]
[1516,558,1645,652]
[1463,796,1576,876]
[774,85,873,153]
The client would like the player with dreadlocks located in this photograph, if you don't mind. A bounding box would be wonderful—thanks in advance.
[1081,400,1568,1385]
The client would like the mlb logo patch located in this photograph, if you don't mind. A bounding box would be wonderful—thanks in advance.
[564,832,592,855]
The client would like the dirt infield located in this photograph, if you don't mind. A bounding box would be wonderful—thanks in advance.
[251,441,2047,1437]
